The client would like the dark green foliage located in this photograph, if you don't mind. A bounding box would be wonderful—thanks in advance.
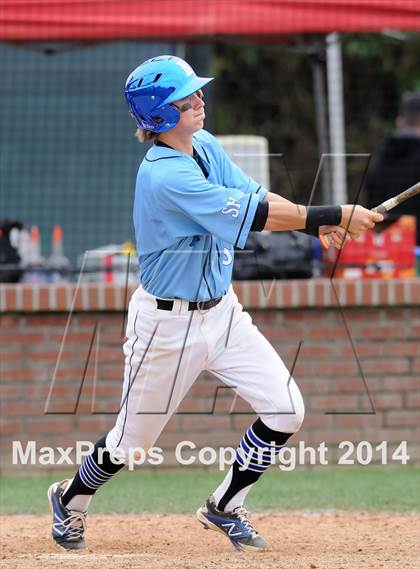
[212,34,420,204]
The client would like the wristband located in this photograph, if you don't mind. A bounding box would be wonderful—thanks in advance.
[250,199,269,232]
[305,205,342,229]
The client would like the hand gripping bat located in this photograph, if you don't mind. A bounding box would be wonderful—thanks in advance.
[320,181,420,249]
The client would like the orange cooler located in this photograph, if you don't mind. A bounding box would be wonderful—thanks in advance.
[323,215,416,279]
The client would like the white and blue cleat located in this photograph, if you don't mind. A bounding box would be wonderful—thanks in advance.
[47,479,87,550]
[196,495,271,552]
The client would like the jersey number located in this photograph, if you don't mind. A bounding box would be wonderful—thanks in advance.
[222,248,232,266]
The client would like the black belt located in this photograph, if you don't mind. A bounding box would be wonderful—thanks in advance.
[156,297,223,311]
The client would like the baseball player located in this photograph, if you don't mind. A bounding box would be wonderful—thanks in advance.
[48,55,383,552]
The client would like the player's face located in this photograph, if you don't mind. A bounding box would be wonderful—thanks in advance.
[172,90,205,133]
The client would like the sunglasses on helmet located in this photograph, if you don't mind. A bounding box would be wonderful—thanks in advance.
[172,90,204,113]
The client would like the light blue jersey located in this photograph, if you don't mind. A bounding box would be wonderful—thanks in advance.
[133,129,267,301]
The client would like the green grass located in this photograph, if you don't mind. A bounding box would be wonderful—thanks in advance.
[1,466,419,515]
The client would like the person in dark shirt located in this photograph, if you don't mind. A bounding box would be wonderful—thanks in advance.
[365,91,420,245]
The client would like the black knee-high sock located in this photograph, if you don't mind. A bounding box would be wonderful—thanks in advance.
[215,418,292,511]
[61,435,124,507]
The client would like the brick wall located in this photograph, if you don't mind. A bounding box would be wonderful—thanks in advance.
[1,279,419,472]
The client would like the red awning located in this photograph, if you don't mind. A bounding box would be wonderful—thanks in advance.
[1,0,420,41]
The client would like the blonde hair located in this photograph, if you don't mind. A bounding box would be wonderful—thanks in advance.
[135,128,158,143]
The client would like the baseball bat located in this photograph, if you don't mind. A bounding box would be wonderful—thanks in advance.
[320,180,420,249]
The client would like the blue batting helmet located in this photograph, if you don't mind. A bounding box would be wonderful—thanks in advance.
[124,55,213,133]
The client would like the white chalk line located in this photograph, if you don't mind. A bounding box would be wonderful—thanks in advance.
[16,553,151,561]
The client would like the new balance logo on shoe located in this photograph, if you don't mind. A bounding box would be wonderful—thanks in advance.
[221,522,244,538]
[196,494,270,552]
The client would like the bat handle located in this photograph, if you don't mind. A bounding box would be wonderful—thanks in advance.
[372,204,387,214]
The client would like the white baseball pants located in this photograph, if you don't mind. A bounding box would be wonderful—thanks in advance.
[106,285,305,456]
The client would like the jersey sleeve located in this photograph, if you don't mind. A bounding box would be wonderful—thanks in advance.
[222,155,267,202]
[157,164,260,249]
[209,134,268,202]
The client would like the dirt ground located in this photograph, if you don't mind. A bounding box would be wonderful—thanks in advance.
[1,512,419,569]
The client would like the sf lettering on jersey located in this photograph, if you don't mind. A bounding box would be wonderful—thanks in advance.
[222,195,243,218]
